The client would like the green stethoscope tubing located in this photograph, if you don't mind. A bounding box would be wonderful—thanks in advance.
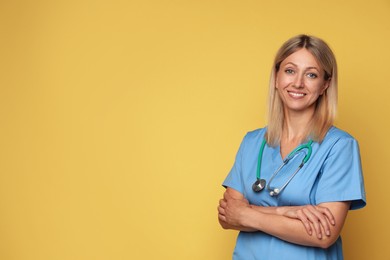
[255,138,313,196]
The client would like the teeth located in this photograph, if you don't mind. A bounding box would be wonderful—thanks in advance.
[289,92,305,97]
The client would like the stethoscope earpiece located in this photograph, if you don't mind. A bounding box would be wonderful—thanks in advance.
[269,188,279,197]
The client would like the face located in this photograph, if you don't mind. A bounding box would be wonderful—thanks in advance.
[275,48,329,115]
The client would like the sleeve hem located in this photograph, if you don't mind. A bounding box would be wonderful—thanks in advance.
[316,194,366,210]
[222,181,244,194]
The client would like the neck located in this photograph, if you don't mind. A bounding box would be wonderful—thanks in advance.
[282,108,314,143]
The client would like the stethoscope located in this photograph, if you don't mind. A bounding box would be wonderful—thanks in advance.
[252,138,313,196]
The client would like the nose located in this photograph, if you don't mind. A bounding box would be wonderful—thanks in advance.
[293,73,304,88]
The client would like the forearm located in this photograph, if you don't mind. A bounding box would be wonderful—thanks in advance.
[223,188,292,216]
[222,205,291,234]
[250,204,293,216]
[241,206,340,248]
[221,204,334,247]
[218,218,257,232]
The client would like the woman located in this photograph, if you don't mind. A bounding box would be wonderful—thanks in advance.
[218,35,366,260]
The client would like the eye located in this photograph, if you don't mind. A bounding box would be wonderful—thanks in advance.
[306,73,317,79]
[285,69,294,74]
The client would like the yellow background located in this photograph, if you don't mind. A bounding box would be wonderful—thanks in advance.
[0,0,389,259]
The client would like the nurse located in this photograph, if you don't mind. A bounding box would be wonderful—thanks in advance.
[218,35,366,260]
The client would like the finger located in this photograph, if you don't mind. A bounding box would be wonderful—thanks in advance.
[223,191,232,200]
[218,205,225,215]
[296,210,312,236]
[218,213,226,222]
[219,199,226,208]
[315,211,331,236]
[317,206,335,225]
[302,208,322,239]
[308,206,332,236]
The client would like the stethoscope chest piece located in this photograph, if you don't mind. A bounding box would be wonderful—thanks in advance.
[252,179,266,192]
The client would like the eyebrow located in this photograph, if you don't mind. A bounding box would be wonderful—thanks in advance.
[284,62,320,72]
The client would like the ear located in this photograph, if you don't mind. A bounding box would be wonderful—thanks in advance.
[320,78,331,95]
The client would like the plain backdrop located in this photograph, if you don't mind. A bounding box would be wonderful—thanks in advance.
[0,0,389,259]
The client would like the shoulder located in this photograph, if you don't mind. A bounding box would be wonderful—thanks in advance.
[323,126,358,144]
[320,126,360,155]
[243,127,267,142]
[235,127,267,153]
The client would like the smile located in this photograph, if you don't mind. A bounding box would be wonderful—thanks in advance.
[288,91,306,97]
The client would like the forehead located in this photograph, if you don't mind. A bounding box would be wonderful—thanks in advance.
[281,48,322,69]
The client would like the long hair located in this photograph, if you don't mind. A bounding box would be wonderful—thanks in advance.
[266,34,338,146]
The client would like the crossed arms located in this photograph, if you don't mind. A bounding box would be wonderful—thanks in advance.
[218,187,350,249]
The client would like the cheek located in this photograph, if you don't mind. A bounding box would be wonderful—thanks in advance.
[314,82,328,95]
[275,75,282,88]
[276,75,289,88]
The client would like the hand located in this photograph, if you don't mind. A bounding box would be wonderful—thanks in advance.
[218,190,252,230]
[283,205,335,239]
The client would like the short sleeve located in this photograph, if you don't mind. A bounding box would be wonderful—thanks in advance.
[222,136,246,194]
[315,137,366,210]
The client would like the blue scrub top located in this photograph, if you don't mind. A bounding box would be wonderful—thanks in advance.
[222,127,366,260]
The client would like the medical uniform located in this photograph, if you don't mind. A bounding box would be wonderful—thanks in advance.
[223,126,366,260]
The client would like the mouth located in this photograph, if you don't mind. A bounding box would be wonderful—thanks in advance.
[287,91,306,98]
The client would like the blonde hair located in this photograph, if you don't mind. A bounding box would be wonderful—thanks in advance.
[266,34,338,146]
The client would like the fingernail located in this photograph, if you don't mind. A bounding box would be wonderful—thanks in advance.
[326,231,330,236]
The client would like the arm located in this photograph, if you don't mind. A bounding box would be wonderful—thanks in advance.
[218,188,350,248]
[219,188,335,236]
